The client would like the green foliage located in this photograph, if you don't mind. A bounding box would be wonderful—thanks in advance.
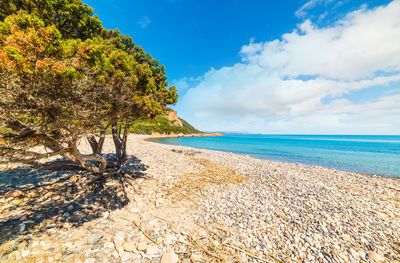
[128,115,201,135]
[0,0,180,171]
[0,11,73,75]
[0,0,102,40]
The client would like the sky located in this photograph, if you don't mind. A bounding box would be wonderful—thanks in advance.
[85,0,400,134]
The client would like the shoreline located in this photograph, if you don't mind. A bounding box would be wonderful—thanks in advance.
[144,134,400,180]
[0,134,399,262]
[142,132,224,141]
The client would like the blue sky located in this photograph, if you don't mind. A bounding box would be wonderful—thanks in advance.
[85,0,387,80]
[85,0,400,134]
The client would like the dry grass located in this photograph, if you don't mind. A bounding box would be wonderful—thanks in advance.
[161,158,289,262]
[154,158,286,262]
[162,157,246,204]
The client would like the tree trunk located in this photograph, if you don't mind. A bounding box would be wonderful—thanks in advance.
[87,125,108,155]
[61,140,107,174]
[87,134,105,155]
[111,119,132,169]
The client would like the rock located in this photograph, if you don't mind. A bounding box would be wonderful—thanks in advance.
[40,241,50,249]
[137,241,147,251]
[160,252,179,263]
[1,225,12,233]
[8,250,21,259]
[103,211,110,219]
[164,234,177,245]
[13,199,23,206]
[146,245,161,255]
[130,207,141,213]
[27,192,37,198]
[111,251,119,258]
[21,250,30,257]
[190,253,202,262]
[122,242,136,252]
[113,231,125,255]
[341,234,351,241]
[84,258,96,263]
[121,252,133,262]
[367,251,385,262]
[19,223,26,232]
[105,242,115,249]
[5,190,23,198]
[163,109,183,127]
[87,231,104,245]
[62,250,73,258]
[136,201,145,208]
[67,205,74,211]
[237,253,248,263]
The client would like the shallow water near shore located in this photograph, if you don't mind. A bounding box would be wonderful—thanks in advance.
[151,134,400,177]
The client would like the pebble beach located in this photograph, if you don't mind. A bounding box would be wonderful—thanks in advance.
[0,135,399,262]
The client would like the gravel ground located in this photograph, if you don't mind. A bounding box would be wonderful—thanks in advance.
[0,135,399,263]
[139,136,400,262]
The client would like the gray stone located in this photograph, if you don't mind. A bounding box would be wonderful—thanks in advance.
[367,251,385,262]
[21,250,30,257]
[87,231,104,245]
[146,245,161,256]
[121,252,133,262]
[160,252,179,263]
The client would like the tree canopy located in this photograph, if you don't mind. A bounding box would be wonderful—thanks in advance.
[0,1,178,174]
[0,0,102,39]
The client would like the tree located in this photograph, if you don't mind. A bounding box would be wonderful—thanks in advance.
[0,0,102,40]
[73,34,178,170]
[0,11,107,172]
[0,11,178,175]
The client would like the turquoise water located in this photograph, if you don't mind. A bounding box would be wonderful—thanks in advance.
[151,134,400,177]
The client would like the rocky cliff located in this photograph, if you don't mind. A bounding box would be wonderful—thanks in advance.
[163,109,183,127]
[128,109,201,135]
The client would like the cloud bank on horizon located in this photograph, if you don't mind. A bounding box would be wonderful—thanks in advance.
[175,0,400,134]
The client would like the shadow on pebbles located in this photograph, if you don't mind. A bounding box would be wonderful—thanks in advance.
[0,135,399,263]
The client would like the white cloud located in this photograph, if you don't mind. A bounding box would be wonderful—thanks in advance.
[175,1,400,134]
[138,16,151,29]
[295,0,334,18]
[170,77,201,96]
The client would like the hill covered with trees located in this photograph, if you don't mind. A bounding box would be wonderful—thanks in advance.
[129,109,201,135]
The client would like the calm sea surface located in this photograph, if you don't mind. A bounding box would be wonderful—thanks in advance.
[151,134,400,177]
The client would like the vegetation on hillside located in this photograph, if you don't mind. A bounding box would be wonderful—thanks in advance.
[129,116,201,135]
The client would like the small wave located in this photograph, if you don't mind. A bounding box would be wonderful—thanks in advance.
[288,137,400,143]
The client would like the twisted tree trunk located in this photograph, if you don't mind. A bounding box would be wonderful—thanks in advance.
[111,119,132,170]
[61,139,107,173]
[87,124,108,155]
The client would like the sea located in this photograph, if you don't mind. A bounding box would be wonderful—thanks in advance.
[150,134,400,178]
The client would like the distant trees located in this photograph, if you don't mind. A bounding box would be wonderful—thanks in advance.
[0,1,177,174]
